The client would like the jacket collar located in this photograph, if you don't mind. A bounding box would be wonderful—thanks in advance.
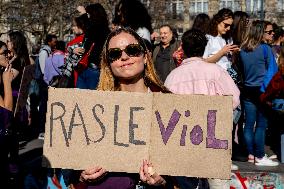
[181,57,204,65]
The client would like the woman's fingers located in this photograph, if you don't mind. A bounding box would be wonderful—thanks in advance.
[139,160,167,186]
[5,63,11,72]
[80,166,107,182]
[146,173,166,186]
[139,164,147,182]
[83,166,102,175]
[84,168,106,180]
[73,47,85,55]
[2,64,14,83]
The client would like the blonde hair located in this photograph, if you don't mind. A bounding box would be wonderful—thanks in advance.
[97,27,168,92]
[241,20,265,51]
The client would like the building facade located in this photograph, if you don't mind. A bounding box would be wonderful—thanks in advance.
[0,0,283,44]
[141,0,283,34]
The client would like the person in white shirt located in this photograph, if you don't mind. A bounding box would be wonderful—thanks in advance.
[203,8,239,71]
[38,34,57,74]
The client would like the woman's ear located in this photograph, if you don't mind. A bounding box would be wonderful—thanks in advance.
[144,55,148,66]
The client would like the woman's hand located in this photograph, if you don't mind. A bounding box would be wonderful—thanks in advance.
[2,63,14,110]
[139,159,166,186]
[2,64,14,84]
[220,44,239,55]
[73,47,85,55]
[80,166,107,183]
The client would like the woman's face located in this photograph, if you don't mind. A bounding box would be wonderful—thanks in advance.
[0,45,7,55]
[217,18,233,36]
[72,20,83,35]
[263,24,274,44]
[6,36,13,52]
[0,45,8,67]
[108,32,145,81]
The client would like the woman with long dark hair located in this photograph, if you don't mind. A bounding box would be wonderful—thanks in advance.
[75,3,111,89]
[7,31,31,92]
[203,8,239,70]
[192,13,210,33]
[113,0,153,42]
[63,13,89,87]
[173,13,210,66]
[231,11,249,46]
[5,31,31,181]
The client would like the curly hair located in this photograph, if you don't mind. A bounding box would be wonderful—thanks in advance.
[114,0,153,33]
[97,27,167,92]
[207,8,233,38]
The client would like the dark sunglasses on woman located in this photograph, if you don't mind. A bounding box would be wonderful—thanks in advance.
[108,44,144,63]
[264,30,274,35]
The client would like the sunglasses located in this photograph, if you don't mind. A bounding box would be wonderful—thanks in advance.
[222,22,231,28]
[265,30,274,35]
[0,49,10,57]
[107,44,144,63]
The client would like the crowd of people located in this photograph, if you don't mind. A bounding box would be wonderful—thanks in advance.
[0,0,284,188]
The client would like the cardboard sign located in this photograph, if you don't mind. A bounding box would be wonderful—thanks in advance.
[43,88,232,179]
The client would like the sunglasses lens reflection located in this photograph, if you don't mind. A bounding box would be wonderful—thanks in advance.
[108,44,143,63]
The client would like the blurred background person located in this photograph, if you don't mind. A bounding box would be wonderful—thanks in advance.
[0,64,14,187]
[75,3,110,89]
[240,20,279,166]
[62,13,89,87]
[153,24,179,83]
[260,46,284,161]
[6,31,31,177]
[272,24,284,59]
[231,11,249,46]
[43,41,65,85]
[262,21,275,45]
[113,0,153,42]
[173,13,210,66]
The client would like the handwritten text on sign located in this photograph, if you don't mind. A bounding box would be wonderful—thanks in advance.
[43,88,232,179]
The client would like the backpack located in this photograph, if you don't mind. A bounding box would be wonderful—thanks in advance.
[34,49,50,80]
[260,44,278,93]
[28,49,50,107]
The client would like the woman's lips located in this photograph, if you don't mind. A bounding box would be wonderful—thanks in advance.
[121,62,134,68]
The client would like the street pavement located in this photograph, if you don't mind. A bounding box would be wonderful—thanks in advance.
[17,138,284,187]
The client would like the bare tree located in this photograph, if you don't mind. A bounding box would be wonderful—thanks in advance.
[0,0,91,43]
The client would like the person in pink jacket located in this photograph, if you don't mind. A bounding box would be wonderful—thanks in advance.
[165,29,240,189]
[165,29,240,109]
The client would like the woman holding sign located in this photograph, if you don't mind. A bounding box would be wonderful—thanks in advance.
[72,27,171,189]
